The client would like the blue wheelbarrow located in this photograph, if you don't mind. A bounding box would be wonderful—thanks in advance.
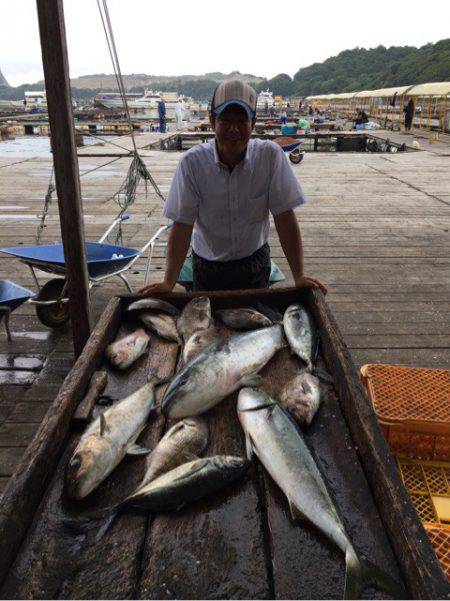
[0,280,35,340]
[0,217,164,328]
[274,136,305,164]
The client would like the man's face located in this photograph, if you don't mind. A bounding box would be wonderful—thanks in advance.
[212,104,254,156]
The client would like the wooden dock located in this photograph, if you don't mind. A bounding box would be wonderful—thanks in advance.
[0,130,449,498]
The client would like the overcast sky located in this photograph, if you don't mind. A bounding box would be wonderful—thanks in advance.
[1,0,450,87]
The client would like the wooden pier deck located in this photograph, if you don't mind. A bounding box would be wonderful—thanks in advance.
[0,133,449,494]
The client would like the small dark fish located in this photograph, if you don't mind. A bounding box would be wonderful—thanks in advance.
[138,312,181,344]
[183,327,222,364]
[215,308,272,330]
[177,296,212,343]
[126,298,179,317]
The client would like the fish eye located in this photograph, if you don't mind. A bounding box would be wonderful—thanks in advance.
[70,456,81,469]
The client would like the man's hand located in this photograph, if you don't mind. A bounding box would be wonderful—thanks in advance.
[138,280,174,296]
[294,275,327,295]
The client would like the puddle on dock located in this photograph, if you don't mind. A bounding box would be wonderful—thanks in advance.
[13,331,50,341]
[0,354,44,371]
[0,215,37,220]
[0,136,114,158]
[0,206,30,210]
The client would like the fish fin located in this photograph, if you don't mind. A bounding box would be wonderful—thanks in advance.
[245,435,254,460]
[127,442,151,456]
[240,373,263,387]
[312,367,334,384]
[183,452,199,461]
[99,413,109,437]
[288,499,304,521]
[344,547,408,600]
[62,506,119,543]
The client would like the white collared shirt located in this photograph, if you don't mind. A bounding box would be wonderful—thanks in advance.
[163,138,306,261]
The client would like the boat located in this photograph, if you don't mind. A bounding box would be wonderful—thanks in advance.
[257,89,275,111]
[93,92,142,109]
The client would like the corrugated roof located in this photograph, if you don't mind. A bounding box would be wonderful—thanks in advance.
[354,86,412,98]
[407,82,450,96]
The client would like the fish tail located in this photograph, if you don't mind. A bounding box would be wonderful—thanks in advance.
[344,547,407,599]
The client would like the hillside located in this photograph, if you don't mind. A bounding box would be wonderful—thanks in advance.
[0,69,9,87]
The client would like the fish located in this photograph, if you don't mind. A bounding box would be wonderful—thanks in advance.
[105,328,150,370]
[67,456,248,540]
[215,308,272,330]
[177,296,212,343]
[283,304,317,370]
[162,325,285,419]
[237,388,406,600]
[126,298,180,317]
[182,326,222,364]
[138,311,181,344]
[279,371,321,426]
[65,375,165,500]
[142,417,209,486]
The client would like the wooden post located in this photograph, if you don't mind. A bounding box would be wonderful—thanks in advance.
[36,0,91,357]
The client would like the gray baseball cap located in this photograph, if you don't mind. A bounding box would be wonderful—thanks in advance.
[211,79,257,120]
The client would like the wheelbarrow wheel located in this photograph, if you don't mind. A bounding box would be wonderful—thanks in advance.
[35,278,70,328]
[289,150,304,164]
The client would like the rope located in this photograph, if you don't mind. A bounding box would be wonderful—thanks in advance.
[36,166,55,244]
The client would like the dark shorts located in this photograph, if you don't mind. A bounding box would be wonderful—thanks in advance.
[192,243,271,291]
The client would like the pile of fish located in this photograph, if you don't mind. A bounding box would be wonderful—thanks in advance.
[65,295,404,598]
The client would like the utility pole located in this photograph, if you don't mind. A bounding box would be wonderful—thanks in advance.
[35,0,92,357]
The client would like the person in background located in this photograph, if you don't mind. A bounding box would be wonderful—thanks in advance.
[404,99,414,131]
[174,98,183,130]
[140,79,326,295]
[308,105,314,116]
[280,108,287,124]
[158,96,166,133]
[355,109,368,127]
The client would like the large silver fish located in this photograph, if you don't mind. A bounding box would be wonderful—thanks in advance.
[105,328,149,370]
[69,456,248,540]
[283,304,317,370]
[65,376,164,499]
[142,417,209,486]
[279,371,321,426]
[215,308,272,330]
[237,388,405,600]
[138,311,181,344]
[177,296,212,343]
[162,325,285,419]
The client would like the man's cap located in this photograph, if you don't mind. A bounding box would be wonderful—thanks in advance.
[211,79,257,120]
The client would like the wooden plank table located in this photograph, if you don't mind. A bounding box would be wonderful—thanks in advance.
[0,289,447,598]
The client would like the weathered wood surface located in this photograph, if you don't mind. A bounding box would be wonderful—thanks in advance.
[0,297,121,589]
[36,0,92,355]
[72,370,107,423]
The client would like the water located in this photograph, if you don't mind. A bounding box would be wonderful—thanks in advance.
[0,135,112,158]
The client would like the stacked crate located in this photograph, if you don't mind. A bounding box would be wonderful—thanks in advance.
[361,364,450,578]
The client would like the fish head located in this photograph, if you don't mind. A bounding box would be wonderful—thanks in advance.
[106,347,130,369]
[183,416,209,444]
[210,455,249,480]
[237,387,276,414]
[65,435,114,499]
[161,366,201,418]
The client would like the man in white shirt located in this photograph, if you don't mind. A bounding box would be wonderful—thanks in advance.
[140,79,326,294]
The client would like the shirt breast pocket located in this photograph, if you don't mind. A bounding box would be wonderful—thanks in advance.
[246,193,268,224]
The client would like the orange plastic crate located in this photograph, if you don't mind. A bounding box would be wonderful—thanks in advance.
[425,525,450,581]
[361,364,450,460]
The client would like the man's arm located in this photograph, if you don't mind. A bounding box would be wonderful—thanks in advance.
[274,209,327,294]
[139,221,193,295]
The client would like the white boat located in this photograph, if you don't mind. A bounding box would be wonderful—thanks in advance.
[23,91,48,111]
[93,92,142,109]
[93,89,190,120]
[257,90,275,111]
